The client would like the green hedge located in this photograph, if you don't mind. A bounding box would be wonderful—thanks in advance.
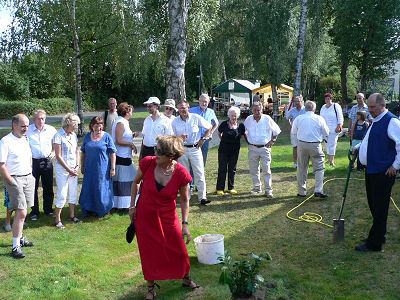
[0,98,86,119]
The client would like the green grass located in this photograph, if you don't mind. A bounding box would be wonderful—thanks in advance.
[0,117,400,299]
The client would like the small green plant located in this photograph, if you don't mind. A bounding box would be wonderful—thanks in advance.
[218,250,272,298]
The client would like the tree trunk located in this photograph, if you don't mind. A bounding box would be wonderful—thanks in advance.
[166,0,188,102]
[200,64,206,93]
[293,0,308,97]
[340,58,348,104]
[66,0,85,136]
[360,53,368,93]
[222,56,227,81]
[271,83,279,121]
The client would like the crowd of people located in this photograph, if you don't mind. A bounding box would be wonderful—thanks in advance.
[0,92,399,298]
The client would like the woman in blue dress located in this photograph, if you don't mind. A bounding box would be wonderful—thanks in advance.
[79,116,117,217]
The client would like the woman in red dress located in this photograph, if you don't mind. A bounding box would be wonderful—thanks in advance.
[129,135,200,300]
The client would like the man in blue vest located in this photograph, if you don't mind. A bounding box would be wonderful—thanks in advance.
[354,93,400,252]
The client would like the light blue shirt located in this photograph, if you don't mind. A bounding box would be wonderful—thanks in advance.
[27,124,57,159]
[286,106,306,124]
[348,103,372,128]
[53,127,78,168]
[189,106,218,137]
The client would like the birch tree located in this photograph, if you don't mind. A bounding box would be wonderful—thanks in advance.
[293,0,308,98]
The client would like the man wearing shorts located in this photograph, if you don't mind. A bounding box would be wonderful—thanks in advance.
[0,114,36,258]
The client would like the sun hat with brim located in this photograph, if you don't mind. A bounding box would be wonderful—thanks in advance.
[143,96,161,105]
[161,99,178,111]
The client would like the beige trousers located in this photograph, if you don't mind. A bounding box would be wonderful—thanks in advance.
[248,145,272,193]
[296,141,325,195]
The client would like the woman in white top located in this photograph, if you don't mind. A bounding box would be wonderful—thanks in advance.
[319,93,344,167]
[53,113,81,229]
[111,102,138,209]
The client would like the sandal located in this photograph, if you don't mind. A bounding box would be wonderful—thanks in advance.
[146,282,160,300]
[70,216,82,223]
[182,274,201,290]
[54,221,66,229]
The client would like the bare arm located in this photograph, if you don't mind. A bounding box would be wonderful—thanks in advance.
[350,123,356,141]
[0,163,12,185]
[80,152,85,175]
[196,127,212,148]
[218,131,223,140]
[110,152,116,178]
[115,122,137,153]
[129,167,143,222]
[179,183,191,244]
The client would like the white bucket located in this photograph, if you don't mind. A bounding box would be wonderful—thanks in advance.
[194,234,224,265]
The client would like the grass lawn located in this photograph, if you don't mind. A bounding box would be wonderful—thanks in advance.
[0,116,400,299]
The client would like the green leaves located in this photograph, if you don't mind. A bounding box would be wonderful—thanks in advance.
[218,249,272,297]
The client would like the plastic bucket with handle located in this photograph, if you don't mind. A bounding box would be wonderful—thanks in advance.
[193,234,224,265]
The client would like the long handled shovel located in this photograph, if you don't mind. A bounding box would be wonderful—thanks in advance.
[333,150,358,242]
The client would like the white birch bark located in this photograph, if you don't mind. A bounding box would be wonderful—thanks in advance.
[66,0,85,136]
[166,0,188,102]
[293,0,308,98]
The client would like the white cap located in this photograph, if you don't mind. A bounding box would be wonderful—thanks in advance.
[143,97,161,105]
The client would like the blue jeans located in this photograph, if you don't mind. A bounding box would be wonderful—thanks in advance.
[190,139,209,188]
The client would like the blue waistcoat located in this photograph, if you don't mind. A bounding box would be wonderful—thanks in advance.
[367,111,397,174]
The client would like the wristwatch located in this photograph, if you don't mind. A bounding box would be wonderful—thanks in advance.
[182,221,188,225]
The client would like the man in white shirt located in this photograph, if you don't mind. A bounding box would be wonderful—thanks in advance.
[27,109,57,220]
[354,93,400,252]
[0,114,36,258]
[291,101,330,198]
[140,97,173,160]
[101,97,118,135]
[172,100,212,205]
[286,95,306,168]
[244,101,281,198]
[347,93,372,132]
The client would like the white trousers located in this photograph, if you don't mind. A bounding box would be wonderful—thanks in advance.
[248,145,272,193]
[324,132,339,155]
[178,147,207,201]
[296,141,325,195]
[55,166,78,208]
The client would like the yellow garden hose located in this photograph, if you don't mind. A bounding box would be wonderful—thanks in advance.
[286,177,400,228]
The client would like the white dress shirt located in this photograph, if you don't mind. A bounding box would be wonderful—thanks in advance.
[0,133,32,175]
[244,114,281,145]
[320,103,344,131]
[358,110,400,169]
[27,124,57,159]
[142,114,173,147]
[171,113,212,145]
[291,111,330,142]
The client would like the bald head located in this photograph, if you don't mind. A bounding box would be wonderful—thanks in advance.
[12,114,29,138]
[367,93,386,118]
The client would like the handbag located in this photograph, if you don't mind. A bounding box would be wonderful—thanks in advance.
[125,157,154,244]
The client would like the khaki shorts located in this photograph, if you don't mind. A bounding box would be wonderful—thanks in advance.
[4,174,35,211]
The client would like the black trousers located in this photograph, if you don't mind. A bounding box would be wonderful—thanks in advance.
[31,158,54,216]
[139,145,155,161]
[216,147,239,191]
[365,172,396,250]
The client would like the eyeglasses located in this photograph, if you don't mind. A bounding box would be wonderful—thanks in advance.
[165,107,174,111]
[154,146,166,156]
[146,105,153,108]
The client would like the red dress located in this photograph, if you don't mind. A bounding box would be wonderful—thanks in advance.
[135,156,192,280]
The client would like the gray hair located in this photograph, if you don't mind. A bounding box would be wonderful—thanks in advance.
[62,113,81,129]
[228,106,241,117]
[370,93,385,104]
[252,101,263,109]
[33,109,46,119]
[356,93,365,99]
[199,93,210,102]
[11,114,28,127]
[304,100,316,111]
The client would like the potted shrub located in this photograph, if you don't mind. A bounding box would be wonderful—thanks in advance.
[218,250,272,299]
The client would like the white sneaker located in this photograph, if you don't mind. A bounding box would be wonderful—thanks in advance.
[293,163,297,168]
[265,192,274,198]
[249,188,262,195]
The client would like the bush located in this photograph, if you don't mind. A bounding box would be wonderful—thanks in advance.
[0,101,37,119]
[0,98,76,119]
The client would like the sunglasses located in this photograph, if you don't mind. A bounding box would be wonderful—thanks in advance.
[146,105,153,108]
[154,146,166,156]
[165,107,174,111]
